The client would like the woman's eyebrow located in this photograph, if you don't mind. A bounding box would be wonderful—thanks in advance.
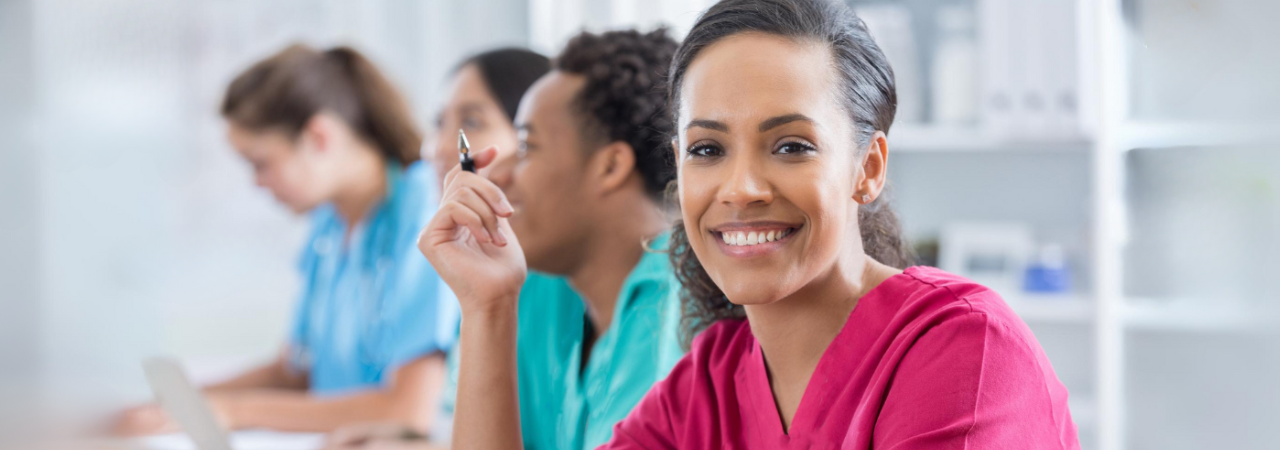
[686,119,728,132]
[758,113,812,132]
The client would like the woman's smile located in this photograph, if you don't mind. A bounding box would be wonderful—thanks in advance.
[708,221,803,258]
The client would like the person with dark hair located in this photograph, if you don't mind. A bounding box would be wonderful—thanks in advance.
[415,29,686,450]
[114,44,459,435]
[425,48,552,188]
[422,0,1081,448]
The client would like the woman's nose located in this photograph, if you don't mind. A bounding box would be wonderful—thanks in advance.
[718,154,772,208]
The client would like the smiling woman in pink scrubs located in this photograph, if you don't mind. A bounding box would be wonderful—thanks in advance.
[418,0,1081,448]
[603,0,1081,448]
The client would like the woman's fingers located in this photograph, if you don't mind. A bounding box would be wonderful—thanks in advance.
[434,148,512,247]
[113,404,171,436]
[440,202,493,245]
[441,161,463,194]
[466,174,513,217]
[452,187,507,246]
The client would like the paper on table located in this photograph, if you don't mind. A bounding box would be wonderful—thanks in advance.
[137,431,324,450]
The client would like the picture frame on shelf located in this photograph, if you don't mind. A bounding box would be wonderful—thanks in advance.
[939,221,1034,297]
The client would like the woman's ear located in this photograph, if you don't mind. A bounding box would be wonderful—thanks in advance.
[299,112,339,154]
[855,131,889,204]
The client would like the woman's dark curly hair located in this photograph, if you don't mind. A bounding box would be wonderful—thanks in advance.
[667,0,915,347]
[555,28,679,200]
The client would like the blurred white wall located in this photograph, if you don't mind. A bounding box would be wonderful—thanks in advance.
[0,0,42,433]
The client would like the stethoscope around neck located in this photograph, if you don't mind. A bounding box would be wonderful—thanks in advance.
[291,163,406,373]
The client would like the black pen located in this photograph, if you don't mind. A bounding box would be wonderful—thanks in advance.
[458,129,475,173]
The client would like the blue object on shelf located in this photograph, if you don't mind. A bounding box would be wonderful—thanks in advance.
[1023,243,1073,293]
[1024,264,1072,293]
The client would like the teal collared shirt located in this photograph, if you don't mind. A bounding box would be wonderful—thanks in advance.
[443,233,684,449]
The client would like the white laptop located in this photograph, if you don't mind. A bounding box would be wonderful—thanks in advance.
[141,358,235,450]
[139,358,327,450]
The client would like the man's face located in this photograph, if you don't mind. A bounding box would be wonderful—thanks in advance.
[500,71,595,274]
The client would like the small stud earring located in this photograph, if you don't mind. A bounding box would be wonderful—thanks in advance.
[861,194,871,203]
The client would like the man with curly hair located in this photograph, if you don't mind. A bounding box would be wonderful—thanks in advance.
[486,27,683,450]
[330,28,682,450]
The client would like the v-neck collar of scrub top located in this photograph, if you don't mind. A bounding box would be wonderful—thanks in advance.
[557,233,677,449]
[319,162,404,257]
[732,269,895,446]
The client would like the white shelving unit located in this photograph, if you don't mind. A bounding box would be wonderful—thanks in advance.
[1090,1,1280,449]
[1120,299,1269,333]
[890,2,1280,449]
[1006,294,1095,324]
[1090,0,1129,448]
[891,124,1089,153]
[1119,119,1280,151]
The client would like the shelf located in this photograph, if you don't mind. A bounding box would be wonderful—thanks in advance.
[1120,298,1272,333]
[1006,294,1094,324]
[1118,119,1280,151]
[891,124,1090,153]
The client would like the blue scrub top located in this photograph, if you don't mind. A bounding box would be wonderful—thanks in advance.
[290,161,459,395]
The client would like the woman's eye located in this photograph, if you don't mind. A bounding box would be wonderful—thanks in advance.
[776,141,816,155]
[687,143,723,158]
[461,117,483,130]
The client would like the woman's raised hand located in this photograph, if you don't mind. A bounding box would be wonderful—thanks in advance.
[418,146,526,313]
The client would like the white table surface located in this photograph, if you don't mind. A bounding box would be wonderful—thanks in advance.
[135,430,324,450]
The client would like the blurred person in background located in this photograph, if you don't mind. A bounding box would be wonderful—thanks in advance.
[326,47,551,448]
[114,44,459,435]
[330,29,685,450]
[424,48,551,189]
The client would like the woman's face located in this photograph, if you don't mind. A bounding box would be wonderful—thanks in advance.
[675,33,879,306]
[430,63,521,188]
[228,121,333,213]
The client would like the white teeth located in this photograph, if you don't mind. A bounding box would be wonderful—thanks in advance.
[722,228,792,247]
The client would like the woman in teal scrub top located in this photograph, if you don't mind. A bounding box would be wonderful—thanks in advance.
[115,44,458,435]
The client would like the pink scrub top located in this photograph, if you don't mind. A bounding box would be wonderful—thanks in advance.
[602,266,1080,449]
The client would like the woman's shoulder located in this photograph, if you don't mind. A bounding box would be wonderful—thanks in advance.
[877,268,1076,447]
[384,161,439,236]
[891,266,1024,327]
[395,161,438,210]
[885,267,1058,381]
